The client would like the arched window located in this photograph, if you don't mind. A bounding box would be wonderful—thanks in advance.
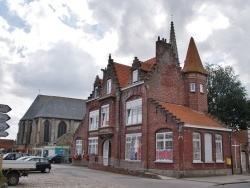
[58,121,67,138]
[27,121,32,144]
[44,120,51,142]
[193,132,201,162]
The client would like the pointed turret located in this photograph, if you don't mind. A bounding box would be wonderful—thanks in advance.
[182,37,207,75]
[169,21,179,62]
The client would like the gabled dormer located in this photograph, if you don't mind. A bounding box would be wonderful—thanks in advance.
[93,76,102,98]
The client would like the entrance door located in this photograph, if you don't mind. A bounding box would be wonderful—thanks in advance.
[103,140,109,166]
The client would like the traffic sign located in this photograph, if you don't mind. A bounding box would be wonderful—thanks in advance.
[0,131,9,137]
[0,104,11,113]
[0,122,9,132]
[0,113,10,123]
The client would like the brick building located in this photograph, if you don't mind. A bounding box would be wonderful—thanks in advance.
[0,139,15,152]
[73,22,232,178]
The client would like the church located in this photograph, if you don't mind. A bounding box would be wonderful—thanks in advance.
[73,21,232,178]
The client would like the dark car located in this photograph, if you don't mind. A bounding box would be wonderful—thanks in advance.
[46,154,67,163]
[24,157,51,173]
[3,152,29,160]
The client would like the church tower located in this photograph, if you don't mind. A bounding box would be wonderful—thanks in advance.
[182,37,208,112]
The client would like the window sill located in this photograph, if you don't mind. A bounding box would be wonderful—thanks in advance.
[205,161,214,163]
[193,161,203,164]
[154,160,173,163]
[216,161,224,163]
[124,160,142,163]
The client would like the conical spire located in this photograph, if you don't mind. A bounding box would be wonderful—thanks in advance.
[182,37,207,75]
[169,21,179,62]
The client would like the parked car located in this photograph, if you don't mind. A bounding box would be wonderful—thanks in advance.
[46,154,67,163]
[16,156,34,161]
[3,152,29,160]
[24,157,51,173]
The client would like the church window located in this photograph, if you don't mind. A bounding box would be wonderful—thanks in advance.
[44,120,51,142]
[58,121,67,138]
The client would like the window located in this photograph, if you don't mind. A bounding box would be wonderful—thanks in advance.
[101,105,109,127]
[94,86,99,98]
[89,110,99,130]
[156,132,173,162]
[126,98,142,125]
[125,133,142,161]
[200,84,204,93]
[58,121,67,138]
[193,132,201,162]
[190,83,195,92]
[132,70,138,83]
[75,139,82,155]
[107,79,111,94]
[204,133,213,162]
[88,137,98,155]
[215,134,223,161]
[44,120,51,142]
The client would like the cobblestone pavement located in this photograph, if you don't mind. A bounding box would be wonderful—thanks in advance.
[10,164,126,188]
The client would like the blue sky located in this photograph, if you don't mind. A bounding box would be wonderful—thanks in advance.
[1,0,250,139]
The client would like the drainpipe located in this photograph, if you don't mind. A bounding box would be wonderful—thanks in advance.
[239,143,242,174]
[230,129,234,175]
[117,90,122,167]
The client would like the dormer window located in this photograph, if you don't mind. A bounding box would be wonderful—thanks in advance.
[107,79,111,94]
[132,70,138,83]
[94,86,99,98]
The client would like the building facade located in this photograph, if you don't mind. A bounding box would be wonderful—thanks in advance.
[17,95,86,151]
[73,22,232,178]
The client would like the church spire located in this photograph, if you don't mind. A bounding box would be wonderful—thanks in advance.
[169,21,179,63]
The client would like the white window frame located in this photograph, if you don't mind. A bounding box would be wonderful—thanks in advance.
[88,137,98,155]
[156,132,173,162]
[132,70,138,83]
[190,83,195,92]
[204,133,213,163]
[101,104,109,127]
[89,110,99,131]
[75,139,82,155]
[215,134,223,162]
[125,133,142,161]
[193,132,201,162]
[200,84,204,93]
[107,79,111,94]
[126,98,142,125]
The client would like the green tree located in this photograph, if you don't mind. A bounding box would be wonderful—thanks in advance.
[206,64,250,130]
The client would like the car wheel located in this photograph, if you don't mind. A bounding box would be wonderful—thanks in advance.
[7,172,19,186]
[41,167,50,173]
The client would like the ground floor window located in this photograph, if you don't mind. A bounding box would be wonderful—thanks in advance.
[125,133,142,161]
[156,132,173,162]
[215,134,223,161]
[193,132,201,162]
[75,139,82,155]
[88,137,98,155]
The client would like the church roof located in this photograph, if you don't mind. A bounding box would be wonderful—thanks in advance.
[21,95,86,121]
[182,37,207,75]
[156,101,227,129]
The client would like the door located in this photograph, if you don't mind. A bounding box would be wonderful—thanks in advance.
[103,140,109,166]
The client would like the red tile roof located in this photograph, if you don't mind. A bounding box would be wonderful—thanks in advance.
[158,101,225,128]
[182,37,207,75]
[114,63,131,88]
[141,57,156,71]
[233,130,248,145]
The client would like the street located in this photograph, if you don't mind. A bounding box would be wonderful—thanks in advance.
[10,164,250,188]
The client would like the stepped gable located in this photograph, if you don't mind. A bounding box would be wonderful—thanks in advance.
[156,101,224,128]
[182,37,207,75]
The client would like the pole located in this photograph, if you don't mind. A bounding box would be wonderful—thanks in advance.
[230,129,234,175]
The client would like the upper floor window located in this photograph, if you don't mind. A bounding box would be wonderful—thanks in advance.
[156,132,173,162]
[88,137,98,155]
[126,98,142,125]
[132,70,138,83]
[75,139,82,155]
[200,84,204,93]
[125,133,141,161]
[215,134,223,161]
[107,79,111,94]
[89,110,99,130]
[190,83,195,92]
[101,104,109,127]
[193,132,201,162]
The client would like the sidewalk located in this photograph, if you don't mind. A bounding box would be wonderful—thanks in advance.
[181,174,250,185]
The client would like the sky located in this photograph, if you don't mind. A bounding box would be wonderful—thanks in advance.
[0,0,250,140]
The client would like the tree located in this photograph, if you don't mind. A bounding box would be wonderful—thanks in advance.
[206,64,250,130]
